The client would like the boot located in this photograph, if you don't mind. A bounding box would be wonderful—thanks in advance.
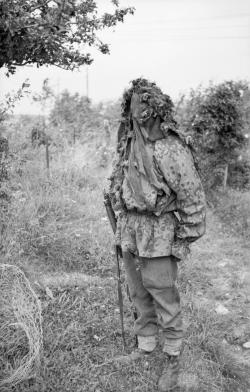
[158,355,180,392]
[113,347,153,364]
[137,335,157,353]
[113,336,156,364]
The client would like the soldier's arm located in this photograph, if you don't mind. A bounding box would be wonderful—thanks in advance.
[155,136,206,259]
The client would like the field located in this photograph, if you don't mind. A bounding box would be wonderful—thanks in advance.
[0,137,250,392]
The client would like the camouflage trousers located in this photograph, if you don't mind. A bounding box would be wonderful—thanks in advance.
[123,252,183,355]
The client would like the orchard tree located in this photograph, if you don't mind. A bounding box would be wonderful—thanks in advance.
[193,81,249,188]
[0,0,134,75]
[192,81,247,151]
[176,81,250,190]
[50,89,102,143]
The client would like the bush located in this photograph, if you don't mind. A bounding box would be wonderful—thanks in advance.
[228,159,250,189]
[175,81,250,191]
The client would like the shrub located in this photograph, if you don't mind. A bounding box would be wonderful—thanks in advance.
[176,81,250,192]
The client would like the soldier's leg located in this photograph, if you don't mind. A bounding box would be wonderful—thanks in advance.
[140,255,183,356]
[123,251,158,351]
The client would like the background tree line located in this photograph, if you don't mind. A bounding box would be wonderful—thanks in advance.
[1,78,250,193]
[1,0,249,194]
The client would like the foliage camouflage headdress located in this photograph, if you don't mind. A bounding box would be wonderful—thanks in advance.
[109,78,180,215]
[120,78,177,133]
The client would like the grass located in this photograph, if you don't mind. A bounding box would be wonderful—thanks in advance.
[212,189,250,241]
[1,141,114,276]
[0,264,42,391]
[0,138,250,391]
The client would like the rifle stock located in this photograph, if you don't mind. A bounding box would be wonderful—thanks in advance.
[103,191,117,234]
[103,190,138,347]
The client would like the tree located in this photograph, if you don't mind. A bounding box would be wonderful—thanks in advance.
[49,89,102,143]
[0,82,29,183]
[31,79,55,174]
[0,0,134,75]
[192,81,248,152]
[176,81,250,190]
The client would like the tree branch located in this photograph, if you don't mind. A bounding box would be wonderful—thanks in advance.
[29,0,52,13]
[11,60,33,66]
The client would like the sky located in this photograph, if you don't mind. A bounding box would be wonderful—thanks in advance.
[0,0,250,114]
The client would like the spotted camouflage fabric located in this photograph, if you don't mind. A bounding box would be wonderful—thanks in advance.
[116,133,206,259]
[109,78,206,259]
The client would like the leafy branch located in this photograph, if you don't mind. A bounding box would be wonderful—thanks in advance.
[0,80,30,122]
[0,0,135,75]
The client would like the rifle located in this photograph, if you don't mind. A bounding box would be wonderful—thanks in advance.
[103,190,126,348]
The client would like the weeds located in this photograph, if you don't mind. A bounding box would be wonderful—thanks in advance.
[1,142,113,276]
[0,264,42,390]
[213,189,250,240]
[0,140,249,391]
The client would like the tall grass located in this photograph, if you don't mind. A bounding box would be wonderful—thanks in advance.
[0,141,114,277]
[1,135,249,391]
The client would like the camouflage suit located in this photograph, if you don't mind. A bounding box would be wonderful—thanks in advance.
[109,79,206,356]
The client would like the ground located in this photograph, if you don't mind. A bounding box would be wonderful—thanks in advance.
[35,211,249,392]
[1,143,250,392]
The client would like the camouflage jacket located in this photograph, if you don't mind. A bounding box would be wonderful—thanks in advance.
[116,133,206,259]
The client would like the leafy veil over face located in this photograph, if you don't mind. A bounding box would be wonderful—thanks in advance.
[110,78,180,213]
[126,92,167,205]
[130,92,165,142]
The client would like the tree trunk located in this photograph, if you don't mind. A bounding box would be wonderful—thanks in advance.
[223,164,228,190]
[45,138,50,178]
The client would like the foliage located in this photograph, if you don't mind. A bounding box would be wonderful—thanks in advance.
[97,99,121,134]
[228,159,250,189]
[0,80,30,125]
[0,0,134,75]
[191,81,248,154]
[49,89,103,143]
[175,81,250,190]
[2,114,41,153]
[213,188,250,240]
[99,99,121,122]
[32,78,54,112]
[0,137,249,391]
[0,81,30,190]
[0,142,113,272]
[121,77,177,131]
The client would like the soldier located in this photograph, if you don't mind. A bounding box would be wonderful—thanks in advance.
[108,78,206,391]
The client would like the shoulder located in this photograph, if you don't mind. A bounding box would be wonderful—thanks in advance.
[155,131,189,162]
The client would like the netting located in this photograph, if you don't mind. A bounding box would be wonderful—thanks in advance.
[0,264,43,389]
